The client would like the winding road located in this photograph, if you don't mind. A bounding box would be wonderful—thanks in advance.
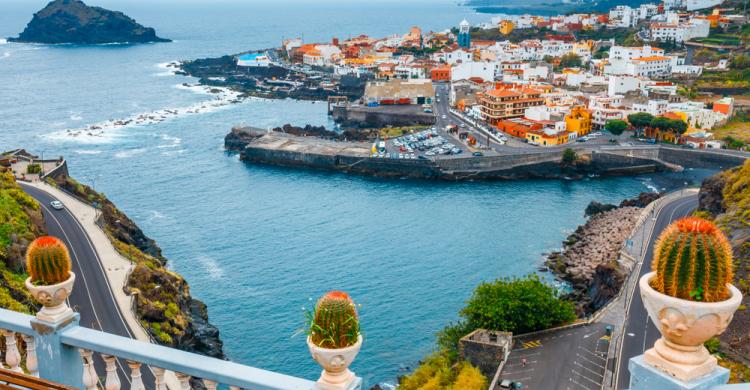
[20,183,156,389]
[614,192,699,389]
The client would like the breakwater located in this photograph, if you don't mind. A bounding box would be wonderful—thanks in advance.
[228,129,749,181]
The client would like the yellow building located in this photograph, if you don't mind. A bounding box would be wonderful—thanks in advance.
[526,128,570,146]
[499,20,515,35]
[565,106,593,137]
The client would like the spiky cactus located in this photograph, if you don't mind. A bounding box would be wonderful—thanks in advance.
[309,291,360,349]
[651,217,733,302]
[26,236,72,285]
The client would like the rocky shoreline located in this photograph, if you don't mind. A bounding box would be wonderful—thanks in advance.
[48,175,225,360]
[177,52,369,101]
[546,192,661,314]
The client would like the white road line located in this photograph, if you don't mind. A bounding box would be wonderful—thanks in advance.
[39,201,132,385]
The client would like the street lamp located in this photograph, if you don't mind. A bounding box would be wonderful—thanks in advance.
[39,149,46,177]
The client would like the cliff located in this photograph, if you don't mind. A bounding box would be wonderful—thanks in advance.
[697,160,750,365]
[47,175,224,360]
[0,170,44,314]
[9,0,170,44]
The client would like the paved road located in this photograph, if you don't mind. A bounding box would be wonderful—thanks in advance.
[20,183,156,389]
[614,193,699,389]
[501,323,613,390]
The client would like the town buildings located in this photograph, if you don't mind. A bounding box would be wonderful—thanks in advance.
[479,87,544,125]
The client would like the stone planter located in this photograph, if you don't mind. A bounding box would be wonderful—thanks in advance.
[25,272,76,323]
[639,272,742,382]
[307,335,362,390]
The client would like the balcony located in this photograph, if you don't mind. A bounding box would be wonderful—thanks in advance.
[0,304,361,390]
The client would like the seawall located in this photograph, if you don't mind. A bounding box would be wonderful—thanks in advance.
[233,132,749,181]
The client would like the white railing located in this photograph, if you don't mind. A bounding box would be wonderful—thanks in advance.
[0,307,357,390]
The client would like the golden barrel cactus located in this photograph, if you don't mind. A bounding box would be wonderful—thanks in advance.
[651,217,733,302]
[26,236,72,285]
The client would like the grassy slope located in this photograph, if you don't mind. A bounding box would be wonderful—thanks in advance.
[711,112,750,145]
[0,169,44,313]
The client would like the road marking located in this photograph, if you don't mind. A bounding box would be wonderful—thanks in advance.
[572,368,604,387]
[521,340,542,349]
[600,335,611,341]
[574,360,605,379]
[627,332,635,337]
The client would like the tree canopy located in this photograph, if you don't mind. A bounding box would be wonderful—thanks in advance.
[559,52,583,68]
[627,112,655,129]
[605,119,628,135]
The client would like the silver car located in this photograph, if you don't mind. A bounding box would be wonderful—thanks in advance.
[50,200,64,210]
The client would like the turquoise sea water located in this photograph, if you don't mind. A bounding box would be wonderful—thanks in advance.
[0,1,716,386]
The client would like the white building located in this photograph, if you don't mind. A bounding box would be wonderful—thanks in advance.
[589,95,627,128]
[650,18,710,43]
[451,61,497,83]
[433,48,473,65]
[608,75,647,96]
[687,0,722,10]
[609,45,665,61]
[632,99,669,116]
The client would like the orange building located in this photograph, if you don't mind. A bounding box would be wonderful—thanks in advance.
[712,97,734,117]
[430,65,451,81]
[496,117,543,138]
[480,87,544,125]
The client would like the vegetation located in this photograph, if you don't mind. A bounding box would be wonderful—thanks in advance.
[400,275,574,388]
[0,169,43,314]
[712,111,750,146]
[627,112,655,130]
[380,125,429,138]
[26,236,71,285]
[559,53,582,68]
[26,164,41,174]
[399,353,487,390]
[650,116,688,134]
[651,217,733,302]
[694,68,750,92]
[562,148,578,165]
[306,291,360,349]
[604,119,628,135]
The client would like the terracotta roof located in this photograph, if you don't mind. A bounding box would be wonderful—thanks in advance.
[486,89,522,98]
[633,56,670,62]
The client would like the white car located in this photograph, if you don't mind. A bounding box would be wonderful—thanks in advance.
[50,200,64,210]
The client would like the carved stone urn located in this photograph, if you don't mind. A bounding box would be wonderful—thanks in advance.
[307,334,362,390]
[25,272,76,323]
[640,272,742,382]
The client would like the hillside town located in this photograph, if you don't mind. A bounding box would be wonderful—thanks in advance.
[221,0,749,151]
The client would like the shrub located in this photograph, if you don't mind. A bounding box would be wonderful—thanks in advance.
[26,236,72,285]
[461,275,576,334]
[705,337,721,354]
[26,164,41,174]
[450,362,487,390]
[562,148,577,165]
[307,291,360,348]
[651,217,733,302]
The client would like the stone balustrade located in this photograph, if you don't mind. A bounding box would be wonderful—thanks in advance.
[0,306,359,389]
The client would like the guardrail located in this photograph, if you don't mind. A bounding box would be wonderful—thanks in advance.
[0,306,347,390]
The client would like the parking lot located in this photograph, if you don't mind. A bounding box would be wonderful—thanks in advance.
[499,323,612,390]
[375,127,472,160]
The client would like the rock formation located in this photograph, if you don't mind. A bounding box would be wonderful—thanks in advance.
[9,0,170,44]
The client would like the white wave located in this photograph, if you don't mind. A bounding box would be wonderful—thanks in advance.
[147,210,166,221]
[1,51,9,59]
[379,383,396,390]
[0,39,6,45]
[47,85,243,143]
[196,255,223,280]
[643,182,659,193]
[157,134,182,148]
[160,149,185,156]
[74,149,102,155]
[70,113,83,121]
[153,61,179,77]
[114,148,147,159]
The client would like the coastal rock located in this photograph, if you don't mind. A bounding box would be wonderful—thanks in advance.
[698,173,727,217]
[619,191,661,208]
[9,0,171,44]
[548,205,642,314]
[584,201,617,217]
[225,126,268,151]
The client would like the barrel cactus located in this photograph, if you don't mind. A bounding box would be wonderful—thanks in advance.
[651,217,733,302]
[26,236,72,285]
[309,291,360,349]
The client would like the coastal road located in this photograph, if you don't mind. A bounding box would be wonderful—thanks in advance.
[20,183,156,389]
[613,192,699,389]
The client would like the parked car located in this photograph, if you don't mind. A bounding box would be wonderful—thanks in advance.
[472,151,484,157]
[50,200,64,210]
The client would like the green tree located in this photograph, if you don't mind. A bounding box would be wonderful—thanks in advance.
[460,275,576,334]
[627,112,655,129]
[605,119,628,135]
[559,52,583,68]
[562,148,578,165]
[730,54,750,69]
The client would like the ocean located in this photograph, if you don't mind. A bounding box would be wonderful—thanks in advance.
[0,0,715,386]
